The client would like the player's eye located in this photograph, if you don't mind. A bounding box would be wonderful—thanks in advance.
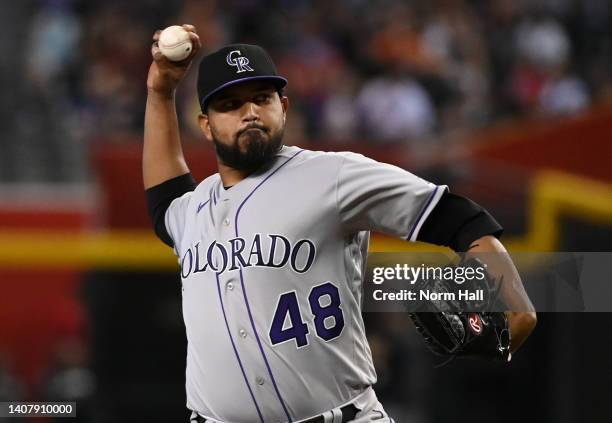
[222,100,240,109]
[254,93,271,104]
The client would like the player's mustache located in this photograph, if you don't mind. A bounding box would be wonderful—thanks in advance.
[236,124,269,138]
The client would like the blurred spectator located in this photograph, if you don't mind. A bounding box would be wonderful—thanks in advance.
[511,13,590,116]
[276,20,347,138]
[26,4,82,88]
[515,17,570,72]
[421,0,491,131]
[539,70,590,116]
[11,0,87,182]
[321,67,360,141]
[356,76,436,142]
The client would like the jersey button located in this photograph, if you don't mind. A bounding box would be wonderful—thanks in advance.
[255,376,265,385]
[226,281,234,291]
[239,329,247,338]
[223,218,230,226]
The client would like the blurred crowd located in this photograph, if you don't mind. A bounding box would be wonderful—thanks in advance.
[1,0,611,182]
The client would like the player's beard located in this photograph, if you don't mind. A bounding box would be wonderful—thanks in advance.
[213,125,284,171]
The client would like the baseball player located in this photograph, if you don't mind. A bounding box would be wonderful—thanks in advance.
[144,25,536,423]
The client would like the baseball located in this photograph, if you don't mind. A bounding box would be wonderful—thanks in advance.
[158,25,193,62]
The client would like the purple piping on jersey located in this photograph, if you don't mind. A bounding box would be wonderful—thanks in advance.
[233,149,304,422]
[215,272,265,422]
[235,149,304,235]
[208,189,216,223]
[406,186,440,240]
[197,199,210,214]
[213,189,217,206]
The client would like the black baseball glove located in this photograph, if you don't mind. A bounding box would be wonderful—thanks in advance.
[408,258,512,363]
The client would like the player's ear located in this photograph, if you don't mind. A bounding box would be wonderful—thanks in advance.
[198,113,213,142]
[280,96,289,122]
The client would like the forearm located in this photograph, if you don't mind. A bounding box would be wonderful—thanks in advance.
[467,235,537,353]
[143,90,190,189]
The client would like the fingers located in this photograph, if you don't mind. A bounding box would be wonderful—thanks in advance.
[151,29,162,61]
[181,24,201,55]
[151,42,166,63]
[189,32,202,55]
[180,25,202,62]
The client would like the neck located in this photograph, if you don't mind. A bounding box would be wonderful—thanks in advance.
[217,161,255,187]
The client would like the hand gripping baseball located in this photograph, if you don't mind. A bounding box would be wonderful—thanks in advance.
[147,24,202,97]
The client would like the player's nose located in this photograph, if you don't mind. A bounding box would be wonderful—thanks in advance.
[241,101,260,122]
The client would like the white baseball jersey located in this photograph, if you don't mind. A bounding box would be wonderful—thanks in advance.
[165,145,446,422]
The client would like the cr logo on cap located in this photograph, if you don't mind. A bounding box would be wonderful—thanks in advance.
[226,50,254,73]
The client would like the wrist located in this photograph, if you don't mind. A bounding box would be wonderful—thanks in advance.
[147,87,176,101]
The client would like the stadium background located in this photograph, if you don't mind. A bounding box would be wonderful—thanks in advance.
[0,0,611,422]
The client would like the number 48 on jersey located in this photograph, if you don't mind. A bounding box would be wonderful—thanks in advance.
[269,282,345,348]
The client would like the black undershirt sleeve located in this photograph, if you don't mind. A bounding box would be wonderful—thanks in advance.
[417,192,503,252]
[145,173,197,247]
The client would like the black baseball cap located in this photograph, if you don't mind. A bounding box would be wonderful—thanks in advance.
[197,44,288,112]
